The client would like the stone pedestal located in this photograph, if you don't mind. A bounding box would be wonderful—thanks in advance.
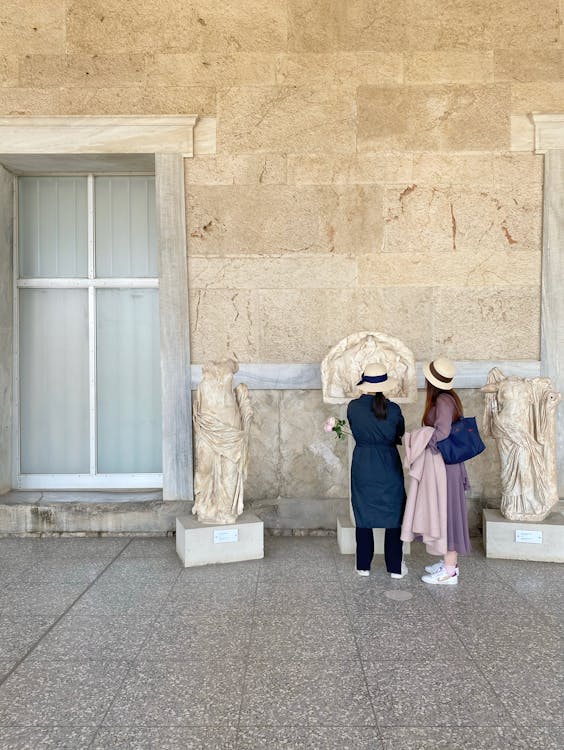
[337,512,410,556]
[176,512,264,567]
[483,507,564,562]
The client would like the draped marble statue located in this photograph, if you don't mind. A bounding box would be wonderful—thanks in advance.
[192,359,253,525]
[482,367,561,522]
[321,331,416,405]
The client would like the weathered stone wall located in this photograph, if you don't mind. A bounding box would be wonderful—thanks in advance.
[0,3,553,362]
[0,1,558,517]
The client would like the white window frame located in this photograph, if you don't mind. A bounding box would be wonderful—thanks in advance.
[0,115,216,500]
[13,172,162,490]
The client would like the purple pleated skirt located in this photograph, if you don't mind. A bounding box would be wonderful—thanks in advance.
[445,462,472,555]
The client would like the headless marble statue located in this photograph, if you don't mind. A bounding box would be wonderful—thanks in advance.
[482,367,561,522]
[192,359,253,525]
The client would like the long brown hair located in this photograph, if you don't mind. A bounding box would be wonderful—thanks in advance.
[422,382,463,426]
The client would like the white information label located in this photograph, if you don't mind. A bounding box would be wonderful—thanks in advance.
[515,529,543,544]
[213,528,239,544]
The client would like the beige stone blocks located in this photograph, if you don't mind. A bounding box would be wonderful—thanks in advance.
[415,0,560,50]
[358,85,510,151]
[287,0,341,52]
[18,54,146,88]
[404,51,494,84]
[187,185,383,255]
[217,86,356,153]
[0,1,65,55]
[187,275,540,364]
[355,287,434,361]
[433,286,540,359]
[147,53,276,87]
[495,49,564,82]
[189,289,259,363]
[57,87,216,116]
[288,154,413,185]
[0,85,215,117]
[275,52,403,86]
[492,153,544,187]
[288,153,543,190]
[186,155,286,186]
[411,154,494,185]
[188,256,358,290]
[66,0,287,54]
[382,184,541,254]
[289,0,559,52]
[0,88,58,116]
[256,289,356,363]
[0,57,18,88]
[358,251,541,289]
[511,82,564,114]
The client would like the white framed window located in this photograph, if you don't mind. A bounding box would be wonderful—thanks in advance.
[14,174,163,489]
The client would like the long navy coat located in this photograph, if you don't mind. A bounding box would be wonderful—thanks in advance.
[347,395,406,529]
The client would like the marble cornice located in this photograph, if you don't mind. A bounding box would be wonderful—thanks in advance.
[531,113,564,154]
[189,360,541,391]
[0,115,199,156]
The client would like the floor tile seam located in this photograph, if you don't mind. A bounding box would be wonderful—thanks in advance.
[85,566,187,749]
[377,722,543,728]
[237,719,384,729]
[491,583,564,629]
[331,551,385,745]
[424,601,518,727]
[476,563,559,626]
[347,574,512,729]
[234,563,261,744]
[422,568,561,651]
[0,538,134,691]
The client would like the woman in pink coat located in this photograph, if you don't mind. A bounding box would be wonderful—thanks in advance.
[420,357,471,585]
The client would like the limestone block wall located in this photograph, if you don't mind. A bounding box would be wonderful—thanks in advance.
[0,1,560,516]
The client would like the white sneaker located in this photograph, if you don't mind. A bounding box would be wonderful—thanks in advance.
[356,569,370,577]
[421,568,458,585]
[424,560,460,575]
[425,560,444,574]
[390,561,408,579]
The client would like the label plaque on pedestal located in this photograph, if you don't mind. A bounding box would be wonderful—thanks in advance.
[176,512,264,567]
[483,508,564,562]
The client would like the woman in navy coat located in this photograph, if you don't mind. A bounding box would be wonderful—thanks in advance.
[347,362,407,578]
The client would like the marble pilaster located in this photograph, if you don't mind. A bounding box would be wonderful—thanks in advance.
[0,164,12,493]
[539,148,564,494]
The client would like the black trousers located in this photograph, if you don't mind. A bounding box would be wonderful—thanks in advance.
[355,527,403,574]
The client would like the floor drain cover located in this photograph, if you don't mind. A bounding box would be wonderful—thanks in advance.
[384,590,413,601]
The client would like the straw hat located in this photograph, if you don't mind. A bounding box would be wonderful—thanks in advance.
[357,362,396,394]
[423,356,455,390]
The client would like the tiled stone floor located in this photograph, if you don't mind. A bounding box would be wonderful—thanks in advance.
[0,535,562,749]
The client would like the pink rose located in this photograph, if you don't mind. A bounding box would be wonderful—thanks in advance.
[323,416,336,432]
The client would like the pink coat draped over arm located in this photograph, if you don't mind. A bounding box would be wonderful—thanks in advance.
[400,426,448,556]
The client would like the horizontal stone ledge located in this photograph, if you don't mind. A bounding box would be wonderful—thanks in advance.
[190,360,541,390]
